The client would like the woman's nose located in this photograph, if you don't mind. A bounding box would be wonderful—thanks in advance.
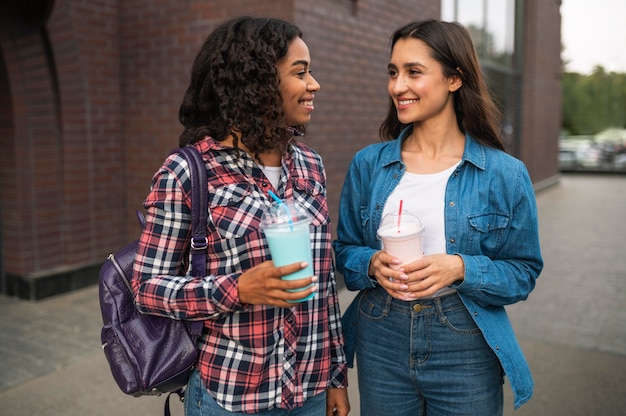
[308,73,320,91]
[390,77,407,94]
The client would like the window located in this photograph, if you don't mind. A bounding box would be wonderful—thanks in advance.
[442,0,522,154]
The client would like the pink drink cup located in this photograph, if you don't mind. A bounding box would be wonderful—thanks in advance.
[377,212,424,269]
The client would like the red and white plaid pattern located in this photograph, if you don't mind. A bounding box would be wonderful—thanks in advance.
[132,136,347,412]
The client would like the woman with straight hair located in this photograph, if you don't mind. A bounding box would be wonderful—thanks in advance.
[334,19,542,416]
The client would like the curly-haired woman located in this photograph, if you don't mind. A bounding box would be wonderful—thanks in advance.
[132,16,350,416]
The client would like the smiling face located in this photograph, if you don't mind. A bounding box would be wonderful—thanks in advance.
[277,37,320,127]
[387,38,461,126]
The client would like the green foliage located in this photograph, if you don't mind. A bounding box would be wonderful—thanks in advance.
[562,67,626,135]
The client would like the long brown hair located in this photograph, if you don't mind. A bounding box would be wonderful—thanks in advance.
[379,19,504,151]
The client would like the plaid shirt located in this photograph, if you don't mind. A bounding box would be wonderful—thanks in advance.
[132,136,348,412]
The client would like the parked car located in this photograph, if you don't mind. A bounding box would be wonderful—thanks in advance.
[614,153,626,170]
[559,149,578,170]
[560,134,626,172]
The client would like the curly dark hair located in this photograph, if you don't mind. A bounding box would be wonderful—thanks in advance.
[379,19,505,151]
[178,16,304,154]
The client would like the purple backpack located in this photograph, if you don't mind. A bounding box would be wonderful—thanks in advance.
[98,147,206,413]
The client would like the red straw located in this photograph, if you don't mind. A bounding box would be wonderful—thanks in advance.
[397,200,403,233]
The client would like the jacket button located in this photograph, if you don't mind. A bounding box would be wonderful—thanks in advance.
[449,238,456,244]
[449,201,455,207]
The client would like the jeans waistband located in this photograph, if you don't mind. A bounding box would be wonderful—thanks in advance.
[368,285,463,314]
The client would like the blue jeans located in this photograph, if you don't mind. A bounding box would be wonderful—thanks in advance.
[355,287,503,416]
[184,368,327,416]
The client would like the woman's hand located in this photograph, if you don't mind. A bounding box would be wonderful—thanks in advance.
[402,254,465,299]
[368,250,413,300]
[326,387,350,415]
[369,251,464,300]
[238,260,317,307]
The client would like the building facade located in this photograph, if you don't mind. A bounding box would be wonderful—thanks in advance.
[0,0,561,299]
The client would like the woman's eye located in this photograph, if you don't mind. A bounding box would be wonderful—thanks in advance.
[388,70,398,78]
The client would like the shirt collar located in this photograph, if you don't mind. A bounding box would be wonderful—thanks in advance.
[461,133,487,171]
[195,136,228,152]
[192,135,297,167]
[380,125,487,171]
[379,127,411,168]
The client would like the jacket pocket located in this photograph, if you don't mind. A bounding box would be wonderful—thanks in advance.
[467,212,509,255]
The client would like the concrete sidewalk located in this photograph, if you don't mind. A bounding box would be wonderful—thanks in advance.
[0,173,625,415]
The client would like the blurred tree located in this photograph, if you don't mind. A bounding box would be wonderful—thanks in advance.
[562,67,626,135]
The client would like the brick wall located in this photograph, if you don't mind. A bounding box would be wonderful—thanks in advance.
[1,30,64,279]
[49,0,123,265]
[0,0,124,297]
[0,0,561,298]
[521,0,562,186]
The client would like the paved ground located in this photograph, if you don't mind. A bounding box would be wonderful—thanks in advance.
[0,173,625,415]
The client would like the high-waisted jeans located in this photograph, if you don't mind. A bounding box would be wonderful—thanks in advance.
[355,286,503,416]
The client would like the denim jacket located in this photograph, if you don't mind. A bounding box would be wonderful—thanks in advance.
[333,127,543,409]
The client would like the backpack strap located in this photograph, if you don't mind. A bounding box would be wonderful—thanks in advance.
[170,146,207,343]
[160,146,208,413]
[174,146,209,278]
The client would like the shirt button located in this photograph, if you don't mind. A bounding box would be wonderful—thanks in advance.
[449,238,456,244]
[449,201,455,207]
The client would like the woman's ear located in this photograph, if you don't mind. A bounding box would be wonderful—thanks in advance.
[450,66,464,92]
[449,74,463,92]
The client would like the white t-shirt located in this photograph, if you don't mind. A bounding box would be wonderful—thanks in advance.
[260,165,281,191]
[383,162,460,255]
[383,161,460,298]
